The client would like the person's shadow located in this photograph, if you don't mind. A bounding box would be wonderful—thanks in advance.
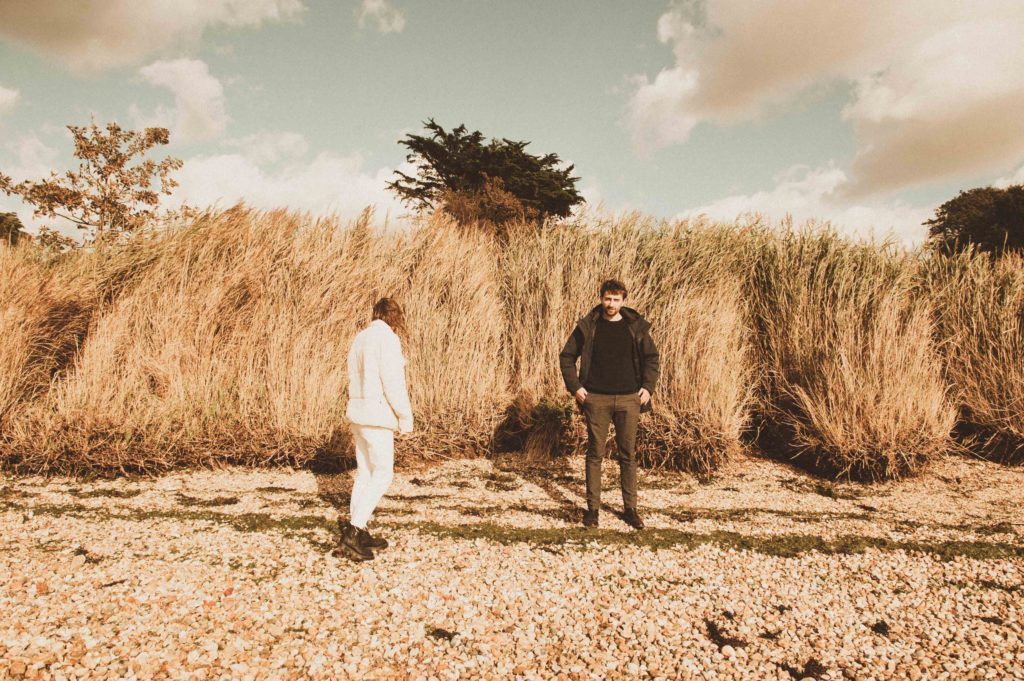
[306,428,357,533]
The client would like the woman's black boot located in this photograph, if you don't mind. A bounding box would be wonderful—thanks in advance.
[359,527,388,550]
[334,522,374,562]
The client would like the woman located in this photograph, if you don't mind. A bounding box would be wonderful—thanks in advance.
[336,297,413,562]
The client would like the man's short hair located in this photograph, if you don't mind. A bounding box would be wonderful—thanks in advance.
[599,279,628,299]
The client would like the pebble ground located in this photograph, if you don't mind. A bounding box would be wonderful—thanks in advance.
[2,453,1022,680]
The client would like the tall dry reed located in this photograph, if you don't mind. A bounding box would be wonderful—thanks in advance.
[6,207,1019,480]
[923,250,1024,460]
[1,208,508,473]
[497,213,755,475]
[0,247,92,435]
[747,227,956,479]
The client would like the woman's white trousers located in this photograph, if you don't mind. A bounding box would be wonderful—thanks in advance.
[349,424,395,529]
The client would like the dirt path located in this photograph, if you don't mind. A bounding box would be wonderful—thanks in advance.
[2,454,1022,680]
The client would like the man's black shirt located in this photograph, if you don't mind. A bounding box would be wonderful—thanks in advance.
[583,316,639,394]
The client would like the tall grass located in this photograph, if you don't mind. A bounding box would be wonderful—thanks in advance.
[923,250,1024,460]
[497,214,754,475]
[0,247,92,432]
[2,207,1020,479]
[747,227,956,479]
[1,208,508,473]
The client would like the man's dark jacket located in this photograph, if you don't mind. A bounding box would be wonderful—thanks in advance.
[559,305,660,413]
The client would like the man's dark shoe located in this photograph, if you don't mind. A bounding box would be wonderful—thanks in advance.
[582,509,599,528]
[334,522,374,562]
[358,527,388,550]
[623,508,645,530]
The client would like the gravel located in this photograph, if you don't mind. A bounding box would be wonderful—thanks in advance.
[2,453,1022,680]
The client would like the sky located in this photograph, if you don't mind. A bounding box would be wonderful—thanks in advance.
[1,0,1023,245]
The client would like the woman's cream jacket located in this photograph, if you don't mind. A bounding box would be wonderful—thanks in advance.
[345,320,413,433]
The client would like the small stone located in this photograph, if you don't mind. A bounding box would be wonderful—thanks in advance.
[721,645,736,657]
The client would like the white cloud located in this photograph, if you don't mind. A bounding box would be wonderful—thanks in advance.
[356,0,406,34]
[0,133,82,239]
[132,59,228,143]
[0,85,19,116]
[678,164,932,246]
[2,133,60,181]
[572,177,639,217]
[578,182,605,212]
[1,129,401,236]
[0,0,305,72]
[223,131,309,165]
[630,1,1024,197]
[169,151,403,221]
[995,165,1024,189]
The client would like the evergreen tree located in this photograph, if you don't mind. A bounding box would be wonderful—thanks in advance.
[388,120,583,226]
[926,185,1024,255]
[0,212,27,246]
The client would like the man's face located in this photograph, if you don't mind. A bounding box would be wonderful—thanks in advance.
[601,291,625,317]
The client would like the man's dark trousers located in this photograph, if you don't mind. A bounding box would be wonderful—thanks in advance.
[581,392,640,512]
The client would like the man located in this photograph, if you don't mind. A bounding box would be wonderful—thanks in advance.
[336,297,414,562]
[559,279,660,530]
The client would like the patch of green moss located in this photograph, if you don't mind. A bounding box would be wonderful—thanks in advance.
[438,503,575,522]
[0,485,34,499]
[436,479,474,489]
[667,507,873,524]
[391,493,448,501]
[67,487,142,499]
[3,500,336,549]
[7,498,1023,562]
[175,493,239,507]
[374,507,419,517]
[483,472,521,492]
[398,520,1024,561]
